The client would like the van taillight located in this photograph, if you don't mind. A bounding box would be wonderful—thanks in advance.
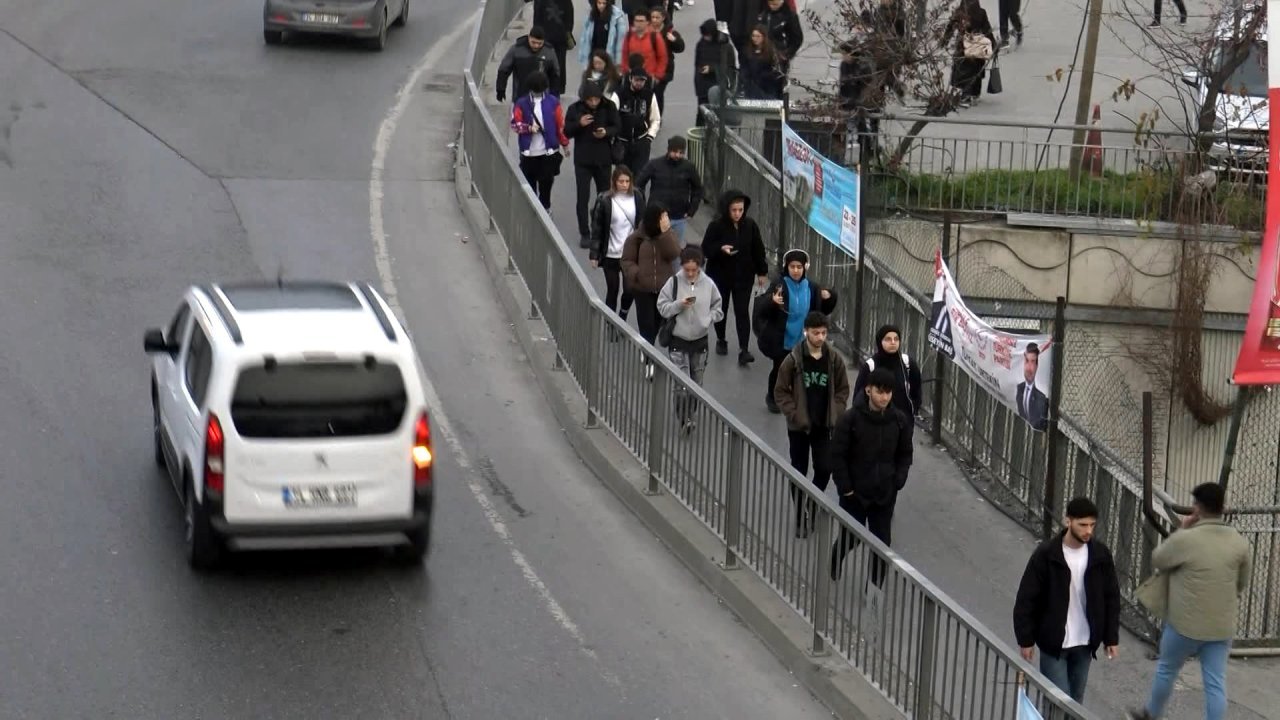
[412,411,433,488]
[205,414,225,494]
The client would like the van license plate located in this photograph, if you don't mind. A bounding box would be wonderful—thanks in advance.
[301,13,341,24]
[283,483,357,508]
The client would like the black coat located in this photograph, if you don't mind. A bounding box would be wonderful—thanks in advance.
[655,25,686,83]
[830,393,914,505]
[693,33,738,101]
[756,5,803,61]
[703,191,768,288]
[496,36,562,100]
[564,98,621,167]
[635,155,704,220]
[739,50,785,100]
[528,0,575,46]
[752,277,837,360]
[854,352,923,418]
[589,189,647,261]
[1013,532,1122,658]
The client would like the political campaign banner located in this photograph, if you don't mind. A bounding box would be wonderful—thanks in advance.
[1231,6,1280,385]
[928,250,1054,432]
[780,121,860,257]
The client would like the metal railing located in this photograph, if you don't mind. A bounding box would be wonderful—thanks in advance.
[717,114,1266,229]
[458,1,1095,717]
[697,106,1280,648]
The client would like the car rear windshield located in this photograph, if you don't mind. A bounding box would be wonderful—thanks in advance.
[231,360,408,438]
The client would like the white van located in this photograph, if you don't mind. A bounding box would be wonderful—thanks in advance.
[1182,14,1268,179]
[144,281,434,570]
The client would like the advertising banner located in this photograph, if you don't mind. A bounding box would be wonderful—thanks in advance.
[1231,6,1280,385]
[780,121,861,257]
[1016,687,1044,720]
[928,250,1054,432]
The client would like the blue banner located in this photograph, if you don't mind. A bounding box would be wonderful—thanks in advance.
[1016,687,1044,720]
[780,121,861,257]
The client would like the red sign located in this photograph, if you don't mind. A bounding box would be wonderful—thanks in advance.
[1232,18,1280,385]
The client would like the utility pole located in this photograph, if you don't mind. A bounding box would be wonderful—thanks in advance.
[1068,0,1105,180]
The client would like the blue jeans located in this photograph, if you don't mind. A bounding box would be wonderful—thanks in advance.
[1039,646,1092,703]
[1145,623,1231,719]
[669,217,688,273]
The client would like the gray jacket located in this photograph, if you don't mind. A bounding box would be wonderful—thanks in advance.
[657,270,724,342]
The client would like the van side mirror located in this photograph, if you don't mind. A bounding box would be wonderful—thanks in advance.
[144,328,175,354]
[1181,70,1201,89]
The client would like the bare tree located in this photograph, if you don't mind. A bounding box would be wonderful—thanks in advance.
[790,0,972,164]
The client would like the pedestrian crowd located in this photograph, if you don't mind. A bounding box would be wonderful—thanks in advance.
[496,1,1254,717]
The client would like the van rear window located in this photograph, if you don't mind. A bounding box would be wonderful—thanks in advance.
[231,361,408,438]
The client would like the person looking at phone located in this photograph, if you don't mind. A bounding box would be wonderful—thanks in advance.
[752,249,837,413]
[703,190,768,366]
[657,245,723,433]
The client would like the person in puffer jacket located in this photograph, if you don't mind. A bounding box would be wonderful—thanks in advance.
[702,189,768,366]
[828,367,914,586]
[621,202,681,353]
[753,248,837,412]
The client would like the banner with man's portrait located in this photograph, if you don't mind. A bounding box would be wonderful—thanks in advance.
[927,250,1054,432]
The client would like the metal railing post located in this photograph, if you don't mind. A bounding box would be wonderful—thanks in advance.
[721,432,743,569]
[811,509,833,656]
[644,368,670,495]
[913,596,939,719]
[584,313,600,428]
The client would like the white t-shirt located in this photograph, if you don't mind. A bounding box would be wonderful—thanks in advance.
[1062,542,1090,649]
[608,194,637,258]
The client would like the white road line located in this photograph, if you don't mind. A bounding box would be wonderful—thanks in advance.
[369,11,604,669]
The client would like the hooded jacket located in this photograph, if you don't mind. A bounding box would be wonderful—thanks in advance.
[635,153,703,220]
[703,190,768,288]
[1013,531,1122,658]
[752,249,838,360]
[853,324,924,417]
[563,90,621,167]
[775,341,851,432]
[621,210,681,293]
[693,22,739,100]
[590,188,647,261]
[496,36,562,100]
[657,268,725,344]
[830,393,913,505]
[578,3,628,64]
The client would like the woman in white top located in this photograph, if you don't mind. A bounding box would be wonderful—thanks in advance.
[589,165,647,322]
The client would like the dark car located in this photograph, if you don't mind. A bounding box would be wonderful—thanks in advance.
[263,0,408,51]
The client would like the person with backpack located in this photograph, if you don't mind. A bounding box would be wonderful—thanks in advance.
[753,248,838,413]
[774,311,851,537]
[657,246,724,433]
[621,9,669,80]
[648,6,685,114]
[853,324,923,419]
[615,54,662,177]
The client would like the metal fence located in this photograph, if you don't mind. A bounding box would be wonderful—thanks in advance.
[697,106,1280,649]
[716,114,1266,230]
[459,1,1095,717]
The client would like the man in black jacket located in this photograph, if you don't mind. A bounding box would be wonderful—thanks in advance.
[829,367,913,588]
[702,190,767,364]
[616,56,662,177]
[564,82,621,248]
[496,26,562,102]
[1013,497,1121,704]
[527,0,575,94]
[693,18,738,127]
[756,0,803,72]
[635,135,703,259]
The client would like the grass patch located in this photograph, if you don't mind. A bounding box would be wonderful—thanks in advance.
[867,167,1264,231]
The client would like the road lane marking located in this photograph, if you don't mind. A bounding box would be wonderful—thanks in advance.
[369,9,609,674]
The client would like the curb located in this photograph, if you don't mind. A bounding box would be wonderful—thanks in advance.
[451,139,904,720]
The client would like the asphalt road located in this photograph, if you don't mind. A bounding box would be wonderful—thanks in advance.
[0,1,834,717]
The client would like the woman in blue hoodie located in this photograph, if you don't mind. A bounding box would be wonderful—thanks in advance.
[753,248,838,413]
[578,0,629,66]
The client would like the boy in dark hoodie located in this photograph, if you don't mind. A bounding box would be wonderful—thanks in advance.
[829,367,914,592]
[853,323,923,418]
[702,189,768,365]
[753,248,837,413]
[693,18,738,126]
[564,81,621,247]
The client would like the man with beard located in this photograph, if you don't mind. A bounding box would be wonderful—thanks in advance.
[1014,497,1121,704]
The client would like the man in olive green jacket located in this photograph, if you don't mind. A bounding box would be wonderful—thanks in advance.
[1129,482,1251,720]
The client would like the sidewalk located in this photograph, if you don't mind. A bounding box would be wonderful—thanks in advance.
[482,4,1279,718]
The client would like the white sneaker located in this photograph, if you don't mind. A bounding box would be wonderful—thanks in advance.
[645,362,655,381]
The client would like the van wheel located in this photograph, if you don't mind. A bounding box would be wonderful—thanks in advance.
[392,0,407,26]
[264,29,284,45]
[368,9,387,50]
[392,525,429,566]
[185,476,222,571]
